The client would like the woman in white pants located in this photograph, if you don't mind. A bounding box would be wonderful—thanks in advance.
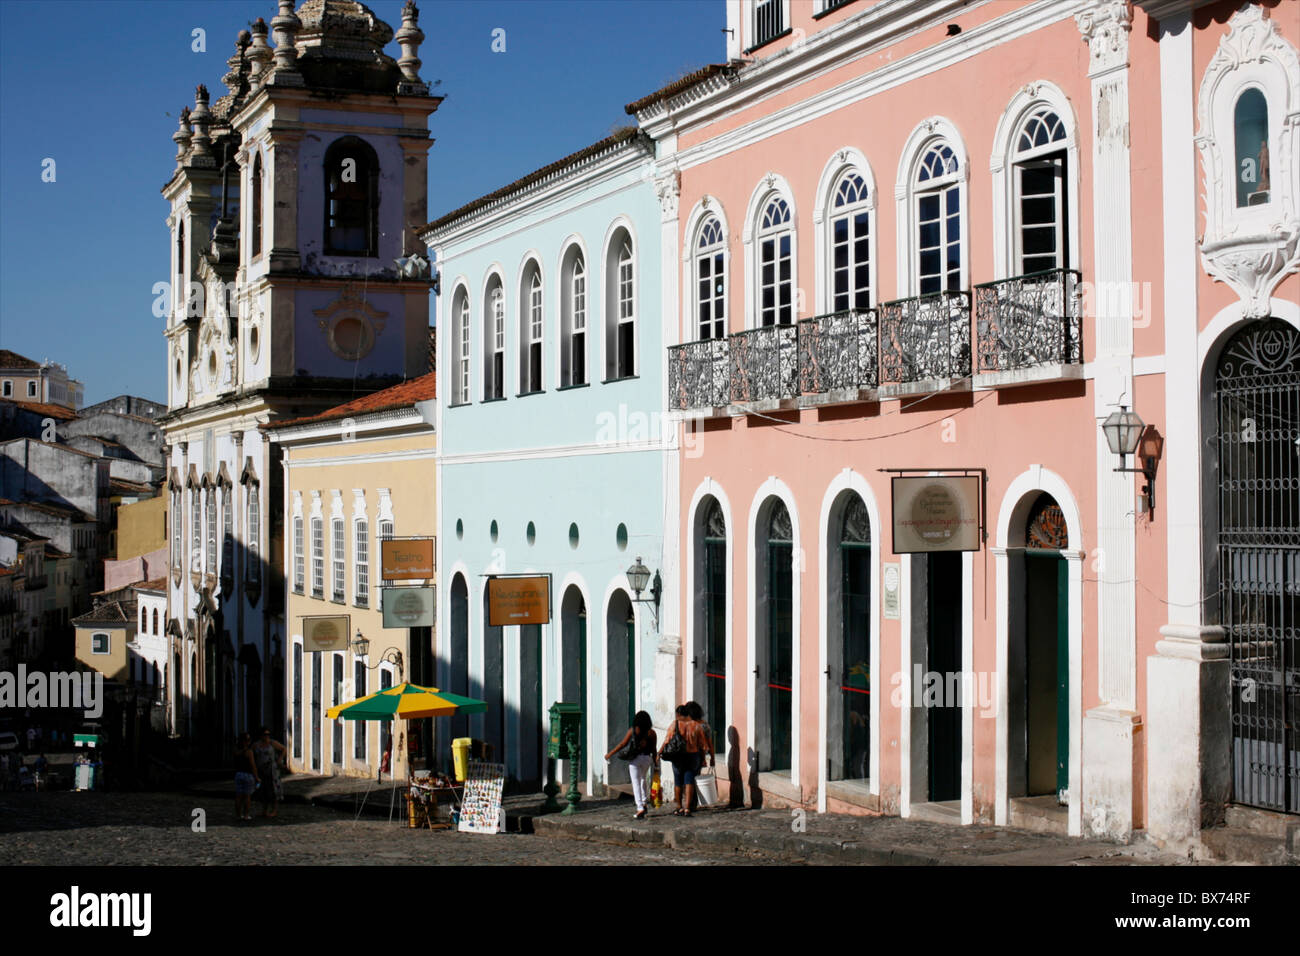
[605,710,657,819]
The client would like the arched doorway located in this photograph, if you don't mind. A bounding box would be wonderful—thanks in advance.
[693,498,727,758]
[606,589,635,785]
[756,498,793,773]
[448,574,470,745]
[560,585,588,778]
[828,492,870,783]
[480,589,504,764]
[1214,319,1300,813]
[172,650,182,737]
[1012,492,1069,802]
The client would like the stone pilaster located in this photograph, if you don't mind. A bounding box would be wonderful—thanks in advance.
[1076,0,1140,841]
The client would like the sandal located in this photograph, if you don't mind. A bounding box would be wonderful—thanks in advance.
[673,808,686,816]
[682,810,694,818]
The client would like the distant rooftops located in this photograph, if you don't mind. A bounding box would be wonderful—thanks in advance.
[268,369,436,431]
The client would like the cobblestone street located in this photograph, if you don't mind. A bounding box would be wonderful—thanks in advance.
[0,790,787,866]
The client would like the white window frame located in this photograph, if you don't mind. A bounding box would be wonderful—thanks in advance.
[92,632,110,655]
[558,240,588,388]
[757,196,793,326]
[245,481,261,586]
[519,261,544,394]
[26,381,37,398]
[292,493,305,594]
[205,488,217,575]
[451,285,471,406]
[190,489,201,573]
[483,274,506,401]
[747,0,790,52]
[354,515,370,608]
[895,118,970,299]
[813,150,877,317]
[332,516,345,603]
[742,176,797,329]
[603,221,638,378]
[310,514,324,599]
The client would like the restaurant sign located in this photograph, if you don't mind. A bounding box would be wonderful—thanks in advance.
[382,587,436,628]
[891,476,981,553]
[302,614,350,653]
[487,575,551,627]
[381,538,435,580]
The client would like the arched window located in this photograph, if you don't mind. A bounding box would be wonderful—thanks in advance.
[915,141,963,294]
[221,485,233,580]
[605,231,635,379]
[520,263,543,394]
[205,489,217,576]
[323,137,378,256]
[251,152,263,258]
[483,278,505,401]
[1012,109,1068,274]
[152,608,160,635]
[695,215,726,340]
[695,498,727,756]
[310,514,324,598]
[830,172,871,312]
[560,247,587,387]
[245,482,260,586]
[451,287,470,405]
[1234,88,1270,208]
[331,516,345,602]
[190,489,201,572]
[757,498,794,771]
[757,197,793,326]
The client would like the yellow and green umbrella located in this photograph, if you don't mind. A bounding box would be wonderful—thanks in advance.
[326,682,487,721]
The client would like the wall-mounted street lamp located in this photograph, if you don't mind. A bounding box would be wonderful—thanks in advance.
[1101,405,1161,518]
[626,556,662,630]
[352,629,405,681]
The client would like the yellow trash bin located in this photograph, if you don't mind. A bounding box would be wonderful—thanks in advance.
[452,737,472,782]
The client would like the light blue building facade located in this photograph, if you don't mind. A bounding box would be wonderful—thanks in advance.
[422,131,675,790]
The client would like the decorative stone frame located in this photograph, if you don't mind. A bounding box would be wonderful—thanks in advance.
[1195,4,1300,318]
[812,148,878,316]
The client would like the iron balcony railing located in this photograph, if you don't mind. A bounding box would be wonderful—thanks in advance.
[878,290,972,385]
[668,336,730,410]
[730,324,799,404]
[973,268,1083,373]
[798,308,878,393]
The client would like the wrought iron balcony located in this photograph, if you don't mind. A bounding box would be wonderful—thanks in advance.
[878,290,972,385]
[668,337,730,411]
[974,269,1083,373]
[730,324,799,405]
[798,309,878,394]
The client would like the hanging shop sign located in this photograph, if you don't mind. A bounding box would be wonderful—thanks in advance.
[487,575,551,626]
[302,614,350,653]
[381,538,435,580]
[382,586,436,628]
[891,476,981,553]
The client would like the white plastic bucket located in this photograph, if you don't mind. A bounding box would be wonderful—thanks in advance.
[695,769,718,807]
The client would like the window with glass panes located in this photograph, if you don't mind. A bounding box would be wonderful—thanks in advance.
[332,517,345,601]
[758,197,793,326]
[293,515,305,593]
[485,283,505,400]
[616,239,635,378]
[568,256,587,386]
[246,484,260,585]
[916,143,962,295]
[523,270,543,393]
[456,293,470,405]
[190,491,201,570]
[831,172,871,312]
[1013,109,1068,274]
[355,518,369,606]
[310,517,324,597]
[222,486,233,579]
[696,216,726,340]
[332,654,344,764]
[205,490,216,575]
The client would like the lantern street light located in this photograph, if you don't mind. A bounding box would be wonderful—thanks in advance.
[351,630,404,680]
[1101,404,1160,517]
[626,556,662,630]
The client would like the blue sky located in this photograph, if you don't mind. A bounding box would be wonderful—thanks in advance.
[0,0,722,405]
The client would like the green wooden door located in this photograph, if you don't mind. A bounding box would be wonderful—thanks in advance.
[1054,556,1068,798]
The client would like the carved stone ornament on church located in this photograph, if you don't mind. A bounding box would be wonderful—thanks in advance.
[1075,1,1132,77]
[313,284,389,362]
[1194,5,1300,318]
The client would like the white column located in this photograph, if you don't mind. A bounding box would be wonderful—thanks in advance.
[1146,9,1231,845]
[1076,0,1140,841]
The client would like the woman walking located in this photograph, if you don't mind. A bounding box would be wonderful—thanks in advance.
[233,732,258,821]
[251,727,286,818]
[605,710,657,820]
[658,705,706,817]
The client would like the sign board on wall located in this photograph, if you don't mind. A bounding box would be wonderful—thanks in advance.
[487,576,551,627]
[891,476,981,553]
[882,562,901,620]
[382,587,436,628]
[381,538,435,580]
[302,614,350,653]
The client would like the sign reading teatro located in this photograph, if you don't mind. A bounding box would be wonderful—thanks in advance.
[381,538,435,580]
[487,575,551,626]
[891,476,981,553]
[302,614,350,653]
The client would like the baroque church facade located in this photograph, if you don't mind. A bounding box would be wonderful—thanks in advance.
[159,0,438,755]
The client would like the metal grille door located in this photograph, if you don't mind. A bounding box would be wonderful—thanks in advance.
[1216,320,1300,813]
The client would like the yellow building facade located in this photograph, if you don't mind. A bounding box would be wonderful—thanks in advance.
[268,373,437,781]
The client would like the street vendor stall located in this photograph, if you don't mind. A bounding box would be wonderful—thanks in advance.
[325,682,486,827]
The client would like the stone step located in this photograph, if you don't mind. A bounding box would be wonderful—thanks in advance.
[1223,804,1295,837]
[1199,825,1296,864]
[1009,795,1068,834]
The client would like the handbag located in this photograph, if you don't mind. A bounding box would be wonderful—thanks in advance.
[660,720,688,763]
[615,730,640,761]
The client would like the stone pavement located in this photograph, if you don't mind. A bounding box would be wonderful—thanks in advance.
[0,789,781,866]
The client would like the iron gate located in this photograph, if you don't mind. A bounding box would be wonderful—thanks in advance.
[1215,319,1300,813]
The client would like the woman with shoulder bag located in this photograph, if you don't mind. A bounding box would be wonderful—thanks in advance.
[658,705,705,817]
[605,710,657,820]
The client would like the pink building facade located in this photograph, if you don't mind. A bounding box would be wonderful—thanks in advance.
[633,0,1299,845]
